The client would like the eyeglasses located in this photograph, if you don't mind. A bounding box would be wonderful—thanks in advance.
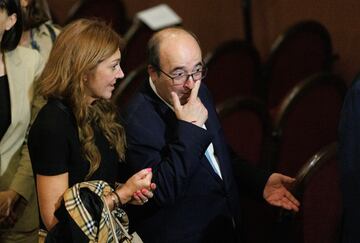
[156,66,208,85]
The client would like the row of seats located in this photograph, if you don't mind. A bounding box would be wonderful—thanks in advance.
[206,20,344,243]
[216,72,346,243]
[204,20,337,108]
[217,72,346,173]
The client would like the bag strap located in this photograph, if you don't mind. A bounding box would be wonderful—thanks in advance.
[113,211,133,242]
[104,200,120,243]
[103,195,134,243]
[44,23,57,43]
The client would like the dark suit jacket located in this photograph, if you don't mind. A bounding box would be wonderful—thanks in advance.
[338,77,360,243]
[121,80,269,243]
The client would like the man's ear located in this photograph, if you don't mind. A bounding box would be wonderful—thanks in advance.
[148,65,159,83]
[5,13,17,31]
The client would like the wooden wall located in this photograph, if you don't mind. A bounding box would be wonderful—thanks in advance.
[48,0,360,84]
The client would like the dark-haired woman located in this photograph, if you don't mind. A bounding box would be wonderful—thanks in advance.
[0,0,43,242]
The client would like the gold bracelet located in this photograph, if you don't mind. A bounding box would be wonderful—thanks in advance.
[113,190,123,208]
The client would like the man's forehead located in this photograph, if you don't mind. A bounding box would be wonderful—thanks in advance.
[159,50,202,71]
[159,37,201,57]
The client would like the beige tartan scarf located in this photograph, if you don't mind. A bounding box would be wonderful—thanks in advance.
[63,180,133,243]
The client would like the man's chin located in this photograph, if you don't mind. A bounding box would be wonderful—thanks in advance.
[182,94,191,103]
[180,97,189,105]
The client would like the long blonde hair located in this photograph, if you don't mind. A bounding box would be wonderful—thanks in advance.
[37,19,126,179]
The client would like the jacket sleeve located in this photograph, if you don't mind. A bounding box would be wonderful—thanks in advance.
[229,146,271,200]
[338,80,360,241]
[125,117,213,206]
[9,51,45,202]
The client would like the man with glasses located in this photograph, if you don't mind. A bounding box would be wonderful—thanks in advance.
[121,27,299,243]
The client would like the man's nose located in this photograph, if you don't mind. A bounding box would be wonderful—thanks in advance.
[184,75,195,89]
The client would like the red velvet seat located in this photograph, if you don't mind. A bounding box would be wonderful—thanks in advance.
[217,96,275,243]
[270,72,346,177]
[273,142,342,243]
[216,95,271,167]
[204,39,262,105]
[262,20,336,108]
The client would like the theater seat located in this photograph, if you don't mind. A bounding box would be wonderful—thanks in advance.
[204,39,262,105]
[273,142,342,243]
[262,20,337,108]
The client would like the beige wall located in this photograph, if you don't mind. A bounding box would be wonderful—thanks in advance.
[48,0,360,84]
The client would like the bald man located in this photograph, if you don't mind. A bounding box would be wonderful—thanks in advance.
[121,27,299,243]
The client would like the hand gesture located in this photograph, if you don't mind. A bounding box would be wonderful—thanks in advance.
[116,168,156,205]
[263,173,300,212]
[130,183,157,205]
[172,80,208,127]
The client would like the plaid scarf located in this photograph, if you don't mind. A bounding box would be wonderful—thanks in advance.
[63,180,133,243]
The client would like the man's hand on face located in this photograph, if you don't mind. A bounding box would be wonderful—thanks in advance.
[171,80,208,127]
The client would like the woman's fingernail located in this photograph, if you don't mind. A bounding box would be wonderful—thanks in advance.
[146,168,152,172]
[141,189,147,193]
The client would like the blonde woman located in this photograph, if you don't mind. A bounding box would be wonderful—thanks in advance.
[28,19,155,239]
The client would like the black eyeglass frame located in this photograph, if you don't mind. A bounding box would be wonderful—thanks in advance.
[154,65,208,85]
